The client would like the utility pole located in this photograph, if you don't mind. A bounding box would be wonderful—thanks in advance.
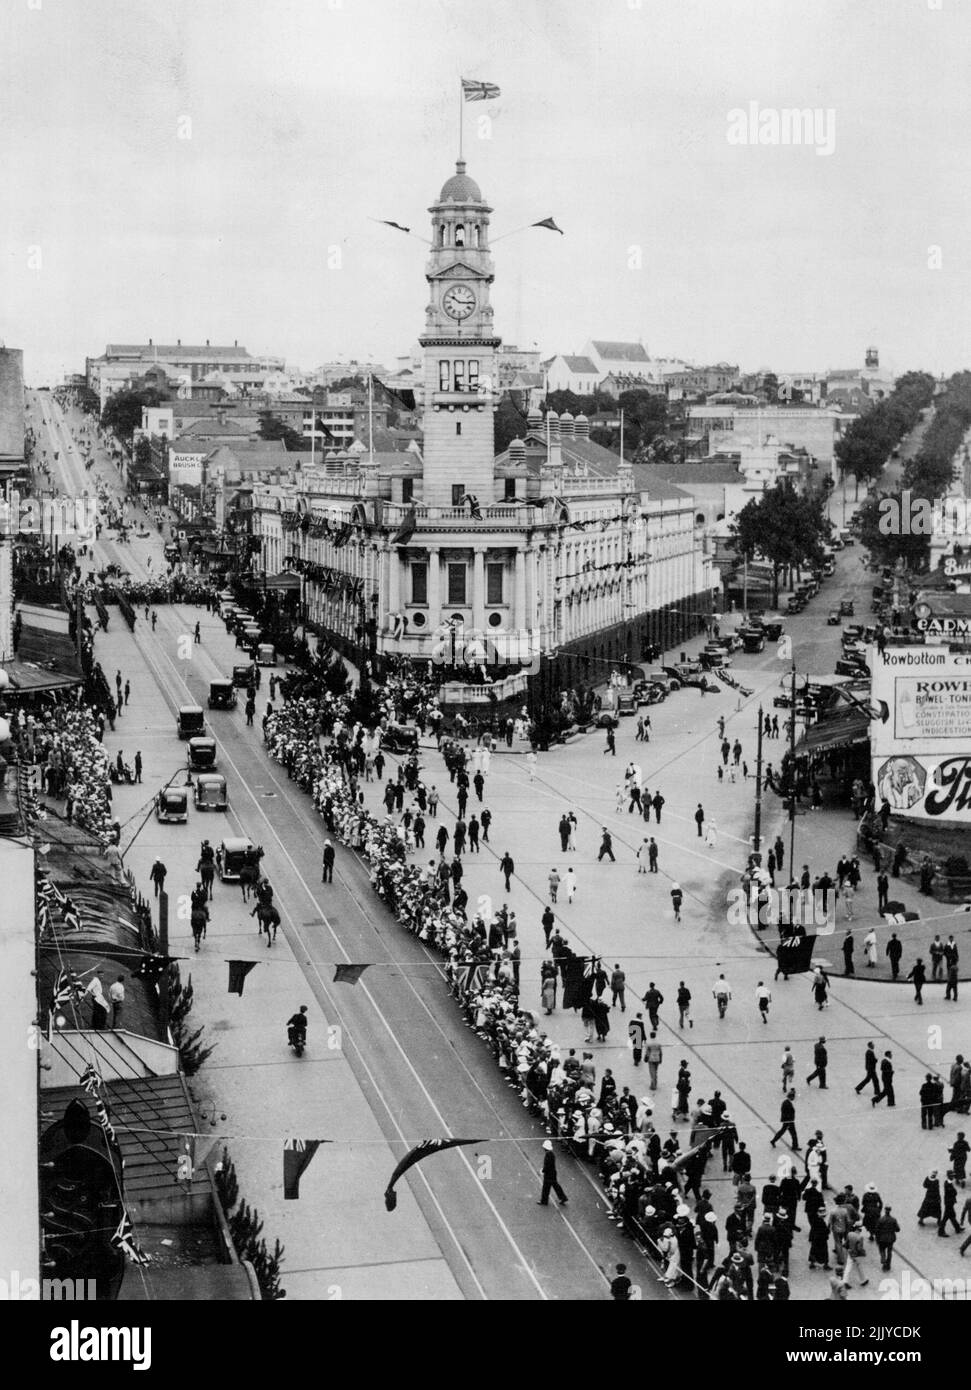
[788,663,798,877]
[753,703,764,854]
[158,888,170,1026]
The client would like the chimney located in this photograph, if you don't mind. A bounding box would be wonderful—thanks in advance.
[547,410,562,467]
[206,339,210,347]
[234,339,238,348]
[148,338,153,346]
[509,437,526,467]
[574,413,590,438]
[559,410,574,438]
[177,339,181,346]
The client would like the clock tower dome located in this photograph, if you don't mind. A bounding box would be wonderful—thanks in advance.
[419,160,500,507]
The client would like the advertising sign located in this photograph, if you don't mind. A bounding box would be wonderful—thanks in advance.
[870,645,971,821]
[168,451,205,487]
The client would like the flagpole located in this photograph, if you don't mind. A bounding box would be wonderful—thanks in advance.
[368,372,374,464]
[458,79,463,160]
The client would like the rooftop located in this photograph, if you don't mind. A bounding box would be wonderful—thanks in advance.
[105,344,253,359]
[590,341,650,363]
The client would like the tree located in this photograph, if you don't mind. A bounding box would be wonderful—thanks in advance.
[76,385,101,417]
[494,396,528,454]
[730,483,831,606]
[167,965,216,1075]
[134,437,153,470]
[855,492,929,572]
[258,411,305,452]
[761,373,779,404]
[101,388,161,442]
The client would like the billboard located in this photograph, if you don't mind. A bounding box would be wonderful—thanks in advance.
[870,645,971,822]
[168,451,206,487]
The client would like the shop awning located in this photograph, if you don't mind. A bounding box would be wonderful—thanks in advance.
[797,709,871,755]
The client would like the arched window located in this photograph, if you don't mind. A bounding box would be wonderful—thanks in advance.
[454,224,465,247]
[696,512,705,525]
[472,224,480,247]
[437,224,445,247]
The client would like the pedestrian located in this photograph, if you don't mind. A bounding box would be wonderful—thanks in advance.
[149,859,167,898]
[636,839,649,873]
[876,872,889,913]
[875,1208,900,1271]
[872,1051,895,1108]
[646,1033,663,1090]
[939,1173,961,1236]
[499,851,515,892]
[133,750,142,784]
[811,967,829,1011]
[642,982,664,1030]
[609,1264,632,1300]
[648,837,659,872]
[603,727,616,757]
[652,791,664,822]
[610,963,626,1011]
[548,868,560,903]
[806,1037,828,1089]
[537,1140,568,1206]
[781,1046,795,1092]
[123,679,130,706]
[322,840,335,883]
[670,981,690,1030]
[670,882,683,921]
[628,1012,646,1067]
[108,974,125,1026]
[917,1172,942,1226]
[597,828,615,862]
[770,1091,800,1151]
[705,818,718,848]
[906,956,926,1004]
[854,1042,880,1096]
[886,932,902,979]
[842,931,855,975]
[755,981,772,1023]
[564,866,576,903]
[541,905,555,947]
[194,620,201,644]
[86,974,109,1031]
[712,974,731,1018]
[480,807,491,842]
[694,803,705,837]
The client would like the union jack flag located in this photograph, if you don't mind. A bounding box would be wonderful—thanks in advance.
[78,1063,102,1095]
[111,1211,150,1266]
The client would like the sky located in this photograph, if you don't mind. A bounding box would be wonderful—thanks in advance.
[2,0,970,385]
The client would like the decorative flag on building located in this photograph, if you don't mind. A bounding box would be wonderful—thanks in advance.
[95,1098,117,1146]
[111,1210,150,1266]
[372,375,417,413]
[391,506,417,547]
[283,1138,327,1200]
[561,955,596,1011]
[78,1062,102,1096]
[461,78,500,101]
[375,219,411,234]
[532,217,564,235]
[227,960,258,996]
[384,1137,483,1211]
[333,963,370,985]
[52,968,84,1013]
[460,493,483,521]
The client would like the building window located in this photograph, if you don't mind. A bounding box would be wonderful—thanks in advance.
[401,477,414,503]
[437,225,445,246]
[451,483,465,506]
[472,225,480,248]
[411,562,427,605]
[504,478,516,500]
[456,422,462,436]
[455,224,465,247]
[467,360,479,392]
[486,563,504,605]
[447,563,467,605]
[453,360,466,392]
[439,360,450,392]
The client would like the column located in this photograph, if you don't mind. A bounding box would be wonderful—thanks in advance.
[388,542,400,616]
[472,547,485,634]
[514,548,526,630]
[427,545,441,625]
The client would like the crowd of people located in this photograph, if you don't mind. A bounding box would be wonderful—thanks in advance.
[5,695,114,843]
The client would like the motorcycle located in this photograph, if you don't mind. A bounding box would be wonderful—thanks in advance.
[287,1024,306,1057]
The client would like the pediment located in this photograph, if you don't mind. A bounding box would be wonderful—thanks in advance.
[428,262,484,281]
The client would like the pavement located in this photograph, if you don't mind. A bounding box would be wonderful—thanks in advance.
[31,391,971,1301]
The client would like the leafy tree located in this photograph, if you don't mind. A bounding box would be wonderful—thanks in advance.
[494,395,528,454]
[258,411,305,451]
[761,373,779,404]
[855,492,930,572]
[134,437,153,469]
[101,387,161,442]
[730,483,831,606]
[76,385,101,417]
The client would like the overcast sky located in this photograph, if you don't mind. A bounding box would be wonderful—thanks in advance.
[2,0,970,385]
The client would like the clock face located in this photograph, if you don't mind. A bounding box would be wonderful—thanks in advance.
[443,285,476,320]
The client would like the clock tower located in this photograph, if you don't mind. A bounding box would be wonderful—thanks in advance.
[419,159,501,507]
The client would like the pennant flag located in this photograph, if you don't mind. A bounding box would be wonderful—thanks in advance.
[376,219,411,234]
[384,1137,483,1212]
[111,1211,150,1266]
[78,1063,102,1096]
[372,375,417,413]
[62,905,82,932]
[52,969,84,1011]
[95,1098,116,1146]
[227,960,258,996]
[333,963,370,985]
[284,1138,327,1199]
[454,962,488,995]
[462,78,500,101]
[392,506,417,547]
[461,493,483,521]
[532,217,564,235]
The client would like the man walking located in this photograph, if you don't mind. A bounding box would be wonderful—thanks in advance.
[854,1042,880,1096]
[806,1037,829,1090]
[755,981,772,1024]
[712,974,732,1018]
[770,1091,800,1151]
[149,859,167,898]
[499,851,515,891]
[875,1208,900,1271]
[877,871,889,913]
[537,1140,568,1206]
[610,963,626,1011]
[597,828,615,862]
[642,982,664,1030]
[322,840,335,883]
[907,957,927,1004]
[628,1012,647,1067]
[648,837,659,873]
[886,933,903,980]
[676,981,692,1029]
[694,803,705,837]
[872,1051,896,1108]
[645,1032,663,1090]
[548,868,560,903]
[133,750,142,784]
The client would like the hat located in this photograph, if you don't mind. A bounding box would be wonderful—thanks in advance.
[704,1212,718,1223]
[676,1204,690,1217]
[866,1183,877,1193]
[644,1206,656,1215]
[731,1253,744,1265]
[542,1140,553,1151]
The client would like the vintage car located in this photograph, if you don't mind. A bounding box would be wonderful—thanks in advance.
[616,688,637,715]
[739,626,767,653]
[176,704,206,739]
[256,643,277,666]
[240,624,262,650]
[156,787,188,823]
[839,595,856,617]
[187,736,218,771]
[381,722,419,753]
[827,608,842,625]
[208,679,238,710]
[219,837,258,882]
[638,668,681,693]
[193,773,228,812]
[232,663,260,690]
[662,662,706,688]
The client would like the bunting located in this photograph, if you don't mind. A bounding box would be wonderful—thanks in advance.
[283,1138,327,1200]
[111,1211,150,1267]
[384,1137,483,1212]
[228,960,258,996]
[333,963,371,985]
[391,506,417,547]
[532,217,564,235]
[78,1062,102,1096]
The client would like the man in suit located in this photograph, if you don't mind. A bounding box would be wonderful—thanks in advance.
[855,1042,880,1096]
[537,1140,568,1206]
[872,1051,896,1107]
[806,1037,829,1089]
[770,1091,800,1150]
